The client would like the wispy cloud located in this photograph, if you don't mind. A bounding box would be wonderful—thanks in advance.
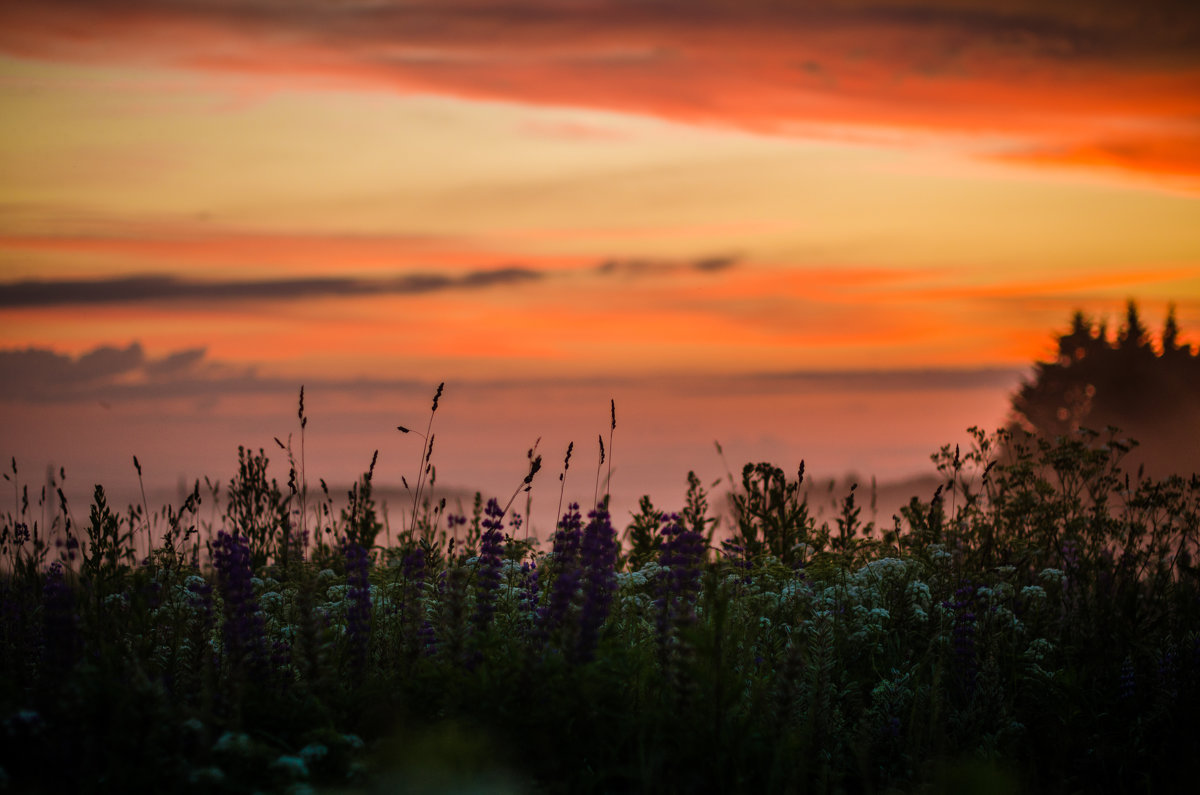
[0,253,737,308]
[0,267,544,308]
[595,255,738,277]
[1,1,1197,181]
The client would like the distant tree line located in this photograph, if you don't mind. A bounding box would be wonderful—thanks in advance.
[1012,301,1199,477]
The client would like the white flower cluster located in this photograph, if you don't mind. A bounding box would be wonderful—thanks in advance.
[617,561,663,591]
[621,592,652,612]
[213,731,254,755]
[187,767,225,786]
[499,559,525,584]
[270,754,310,780]
[1020,585,1047,602]
[259,590,286,615]
[906,581,932,623]
[102,592,129,610]
[1023,637,1055,663]
[927,545,953,565]
[1038,568,1065,585]
[857,557,920,582]
[147,578,214,626]
[299,743,328,765]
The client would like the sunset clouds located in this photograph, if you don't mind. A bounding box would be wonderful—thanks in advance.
[2,0,1198,182]
[1,1,1198,508]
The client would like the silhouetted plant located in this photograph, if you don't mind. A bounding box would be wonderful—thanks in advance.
[341,451,382,552]
[730,461,815,566]
[226,446,290,569]
[624,495,663,571]
[81,484,134,599]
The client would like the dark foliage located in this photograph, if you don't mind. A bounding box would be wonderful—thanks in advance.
[1,379,1198,793]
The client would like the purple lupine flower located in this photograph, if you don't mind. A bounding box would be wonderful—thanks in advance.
[471,499,506,634]
[1061,539,1080,583]
[1120,655,1136,702]
[943,583,978,695]
[41,561,78,679]
[654,512,706,657]
[550,504,583,565]
[400,548,426,652]
[185,576,217,676]
[418,620,438,657]
[1157,643,1178,699]
[187,577,215,625]
[212,531,266,674]
[537,503,584,651]
[519,561,540,617]
[143,577,163,613]
[435,559,472,664]
[341,540,372,671]
[575,503,618,662]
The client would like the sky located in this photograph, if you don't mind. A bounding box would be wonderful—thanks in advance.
[1,1,1198,531]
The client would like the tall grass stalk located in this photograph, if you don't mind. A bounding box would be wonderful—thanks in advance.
[501,441,543,523]
[555,441,574,535]
[403,381,443,537]
[133,454,149,562]
[607,398,616,503]
[594,434,605,512]
[298,385,308,560]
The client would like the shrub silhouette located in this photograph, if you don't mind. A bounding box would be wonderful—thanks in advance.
[1012,301,1200,477]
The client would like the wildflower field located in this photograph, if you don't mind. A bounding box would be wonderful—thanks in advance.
[2,388,1198,794]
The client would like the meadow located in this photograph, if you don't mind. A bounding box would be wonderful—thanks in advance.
[1,386,1198,794]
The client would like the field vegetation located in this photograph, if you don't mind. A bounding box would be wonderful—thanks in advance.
[2,308,1198,794]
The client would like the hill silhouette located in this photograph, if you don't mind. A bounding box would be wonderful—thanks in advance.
[1011,301,1199,478]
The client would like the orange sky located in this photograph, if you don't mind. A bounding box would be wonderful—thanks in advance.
[1,0,1198,518]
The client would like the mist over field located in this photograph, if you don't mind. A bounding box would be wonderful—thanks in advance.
[1,355,1022,537]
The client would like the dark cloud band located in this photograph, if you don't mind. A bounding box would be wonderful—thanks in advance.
[0,255,735,309]
[0,267,544,308]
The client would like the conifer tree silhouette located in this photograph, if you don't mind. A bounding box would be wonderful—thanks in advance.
[1011,300,1199,477]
